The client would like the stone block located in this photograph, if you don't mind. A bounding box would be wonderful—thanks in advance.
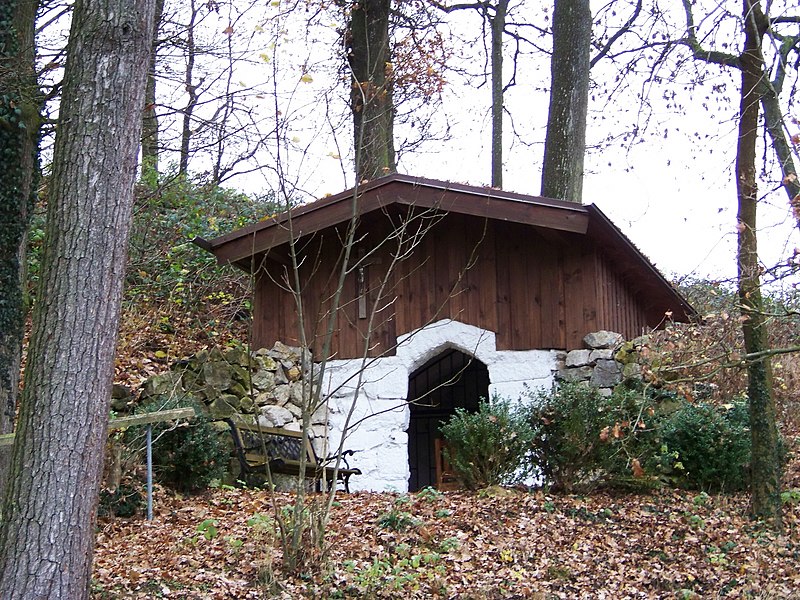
[229,364,250,384]
[224,347,246,366]
[558,366,593,382]
[269,341,301,361]
[311,403,328,425]
[590,359,623,387]
[188,349,209,370]
[274,365,289,385]
[309,424,328,439]
[259,405,294,427]
[227,383,248,398]
[588,349,613,362]
[252,354,278,371]
[565,349,591,367]
[489,380,540,401]
[251,369,276,391]
[289,381,305,405]
[203,361,232,390]
[240,397,255,413]
[141,371,183,397]
[286,365,301,382]
[208,394,239,419]
[285,402,302,418]
[254,391,272,406]
[489,350,556,382]
[273,385,290,406]
[583,330,623,349]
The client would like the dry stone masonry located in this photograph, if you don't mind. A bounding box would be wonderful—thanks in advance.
[129,322,649,491]
[556,330,645,395]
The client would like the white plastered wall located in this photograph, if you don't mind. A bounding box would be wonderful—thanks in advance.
[320,319,558,492]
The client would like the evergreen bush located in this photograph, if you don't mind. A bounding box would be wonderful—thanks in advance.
[527,382,753,492]
[125,395,228,492]
[526,383,659,491]
[439,396,535,490]
[660,398,751,491]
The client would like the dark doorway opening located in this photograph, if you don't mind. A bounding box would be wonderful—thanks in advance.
[407,348,489,491]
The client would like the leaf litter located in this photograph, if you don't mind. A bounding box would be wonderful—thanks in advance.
[93,475,800,598]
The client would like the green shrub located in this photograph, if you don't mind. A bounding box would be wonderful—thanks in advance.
[527,382,753,492]
[526,383,659,491]
[126,395,228,492]
[439,396,535,490]
[660,398,751,491]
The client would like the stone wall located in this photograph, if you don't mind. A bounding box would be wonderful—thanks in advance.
[322,319,558,492]
[555,330,644,395]
[132,324,643,492]
[125,342,327,488]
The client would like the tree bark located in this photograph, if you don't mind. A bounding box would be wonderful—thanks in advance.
[759,87,800,219]
[0,0,40,498]
[735,0,782,528]
[179,0,198,177]
[348,0,396,182]
[489,0,508,188]
[541,0,591,202]
[0,0,155,596]
[141,0,164,172]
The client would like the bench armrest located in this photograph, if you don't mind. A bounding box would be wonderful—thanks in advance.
[321,449,357,470]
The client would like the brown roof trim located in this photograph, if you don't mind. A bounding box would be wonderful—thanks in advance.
[586,204,696,320]
[198,174,590,265]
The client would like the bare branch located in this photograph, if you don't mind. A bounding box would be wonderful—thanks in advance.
[591,0,643,68]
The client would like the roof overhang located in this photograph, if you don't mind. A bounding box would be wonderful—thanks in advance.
[197,174,589,267]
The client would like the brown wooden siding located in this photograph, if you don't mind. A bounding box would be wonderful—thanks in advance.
[593,252,650,340]
[252,211,657,358]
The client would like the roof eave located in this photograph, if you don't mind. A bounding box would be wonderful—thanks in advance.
[586,204,697,321]
[204,175,590,267]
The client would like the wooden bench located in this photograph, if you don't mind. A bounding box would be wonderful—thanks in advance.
[225,418,361,492]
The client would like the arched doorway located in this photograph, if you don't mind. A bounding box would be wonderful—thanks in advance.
[407,348,490,491]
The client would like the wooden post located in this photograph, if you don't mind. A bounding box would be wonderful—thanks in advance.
[0,406,196,522]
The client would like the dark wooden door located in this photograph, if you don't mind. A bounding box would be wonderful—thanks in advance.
[407,349,489,491]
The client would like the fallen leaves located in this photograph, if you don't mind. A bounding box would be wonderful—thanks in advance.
[91,478,800,599]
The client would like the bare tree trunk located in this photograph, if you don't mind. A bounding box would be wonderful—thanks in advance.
[541,0,591,202]
[489,0,508,188]
[348,0,395,182]
[736,0,781,529]
[0,0,40,498]
[0,0,155,596]
[179,0,198,177]
[141,0,164,171]
[759,87,800,216]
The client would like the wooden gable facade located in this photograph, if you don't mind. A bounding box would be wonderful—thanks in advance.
[198,175,694,358]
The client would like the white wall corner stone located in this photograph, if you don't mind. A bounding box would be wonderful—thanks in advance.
[318,320,561,492]
[396,319,497,370]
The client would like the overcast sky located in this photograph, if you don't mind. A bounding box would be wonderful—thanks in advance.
[144,0,799,288]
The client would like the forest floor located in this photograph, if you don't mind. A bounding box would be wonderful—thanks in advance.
[88,265,800,598]
[92,458,800,599]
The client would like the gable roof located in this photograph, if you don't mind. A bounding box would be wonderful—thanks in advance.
[196,173,695,321]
